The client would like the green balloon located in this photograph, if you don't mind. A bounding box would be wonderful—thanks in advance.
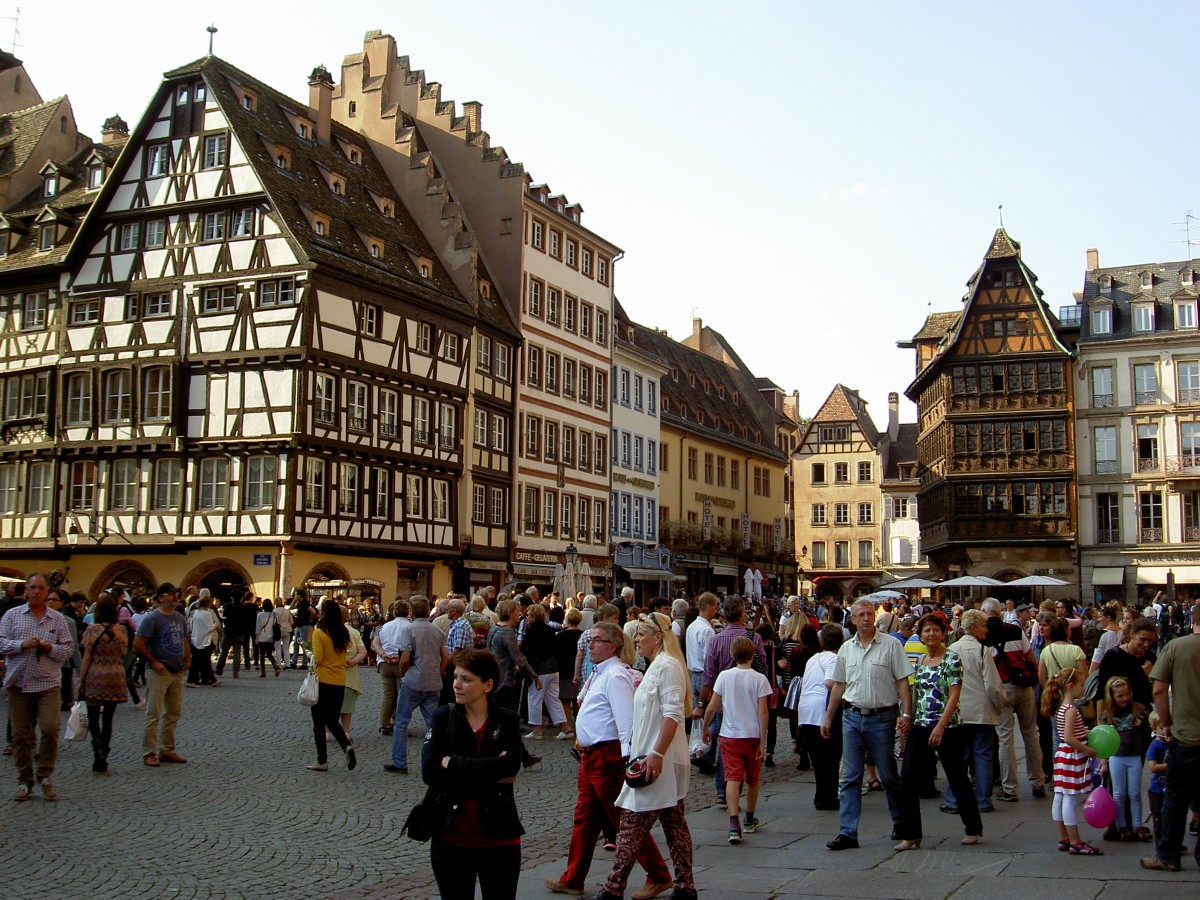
[1088,724,1120,759]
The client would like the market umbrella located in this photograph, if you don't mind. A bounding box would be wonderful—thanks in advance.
[1004,574,1069,605]
[864,589,905,602]
[882,577,939,590]
[938,575,1004,587]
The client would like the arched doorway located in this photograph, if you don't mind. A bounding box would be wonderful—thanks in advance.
[300,562,351,603]
[814,579,844,602]
[993,569,1030,605]
[849,581,877,598]
[90,559,157,601]
[180,558,252,604]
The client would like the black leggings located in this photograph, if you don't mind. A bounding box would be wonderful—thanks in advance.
[310,682,350,764]
[85,700,118,757]
[430,839,520,900]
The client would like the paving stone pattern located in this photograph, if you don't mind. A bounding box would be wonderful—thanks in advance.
[4,671,1198,899]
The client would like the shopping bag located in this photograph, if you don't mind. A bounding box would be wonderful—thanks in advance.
[689,719,707,758]
[297,672,320,706]
[65,701,88,741]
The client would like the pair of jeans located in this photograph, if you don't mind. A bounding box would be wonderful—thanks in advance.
[944,723,996,810]
[292,625,312,666]
[802,715,842,808]
[898,724,983,840]
[430,838,520,900]
[1108,754,1144,830]
[390,685,439,769]
[141,668,185,756]
[1155,738,1200,866]
[838,707,902,839]
[310,682,349,764]
[276,634,292,668]
[6,687,60,785]
[215,633,250,675]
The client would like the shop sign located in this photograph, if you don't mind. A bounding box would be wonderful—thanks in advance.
[253,554,272,566]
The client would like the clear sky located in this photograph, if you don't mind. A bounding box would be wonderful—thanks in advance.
[16,2,1200,426]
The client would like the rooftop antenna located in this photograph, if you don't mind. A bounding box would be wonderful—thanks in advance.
[2,7,21,54]
[998,203,1004,228]
[206,23,218,56]
[1173,210,1199,262]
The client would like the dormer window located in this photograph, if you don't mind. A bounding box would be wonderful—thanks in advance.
[38,224,55,251]
[311,212,330,236]
[718,385,726,399]
[1099,274,1113,294]
[348,101,357,117]
[298,123,309,139]
[1140,271,1154,290]
[418,257,432,278]
[274,146,291,170]
[348,147,361,165]
[331,175,345,196]
[43,174,57,198]
[1132,301,1156,333]
[368,238,384,259]
[688,373,696,388]
[87,164,104,190]
[241,94,254,111]
[670,366,678,382]
[479,279,492,299]
[382,201,394,219]
[1177,299,1197,330]
[1184,268,1196,287]
[1091,303,1112,335]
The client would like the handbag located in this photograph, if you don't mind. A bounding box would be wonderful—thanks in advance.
[271,612,281,643]
[624,755,653,788]
[402,786,445,842]
[297,671,320,706]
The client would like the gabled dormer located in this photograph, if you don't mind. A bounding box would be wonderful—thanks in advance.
[333,137,363,166]
[1129,292,1157,333]
[83,149,107,190]
[1089,295,1113,335]
[1181,267,1196,288]
[1173,289,1198,330]
[0,212,24,256]
[1098,273,1114,295]
[33,206,71,252]
[38,161,63,199]
[1138,270,1155,291]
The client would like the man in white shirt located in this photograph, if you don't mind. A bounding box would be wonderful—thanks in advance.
[372,600,411,736]
[544,621,672,898]
[684,593,718,702]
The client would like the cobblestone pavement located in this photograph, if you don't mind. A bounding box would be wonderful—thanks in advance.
[5,673,1198,899]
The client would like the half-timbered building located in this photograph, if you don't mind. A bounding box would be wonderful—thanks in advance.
[903,228,1078,591]
[333,31,618,592]
[0,55,517,601]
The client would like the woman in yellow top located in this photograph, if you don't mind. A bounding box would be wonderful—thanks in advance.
[307,598,356,772]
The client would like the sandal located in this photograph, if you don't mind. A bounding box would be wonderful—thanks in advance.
[863,779,884,793]
[1069,841,1104,856]
[1057,840,1071,852]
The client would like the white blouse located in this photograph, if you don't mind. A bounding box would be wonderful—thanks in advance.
[616,652,691,812]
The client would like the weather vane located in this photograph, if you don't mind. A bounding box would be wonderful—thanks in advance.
[998,203,1004,228]
[207,23,218,55]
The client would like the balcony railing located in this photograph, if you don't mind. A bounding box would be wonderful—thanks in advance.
[315,409,336,426]
[1186,526,1200,542]
[1137,456,1160,472]
[439,435,456,450]
[1166,454,1200,476]
[1135,391,1159,405]
[414,429,430,444]
[1095,460,1119,474]
[1181,388,1200,403]
[1058,305,1082,326]
[1140,527,1164,543]
[380,422,396,437]
[1096,528,1120,544]
[349,416,368,432]
[1092,393,1114,408]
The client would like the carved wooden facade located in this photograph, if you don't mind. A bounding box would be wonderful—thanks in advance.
[906,229,1077,579]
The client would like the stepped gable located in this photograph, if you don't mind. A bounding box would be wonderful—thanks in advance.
[809,384,880,444]
[190,55,475,320]
[883,422,919,480]
[0,140,120,273]
[1079,255,1200,344]
[0,97,67,177]
[628,319,787,460]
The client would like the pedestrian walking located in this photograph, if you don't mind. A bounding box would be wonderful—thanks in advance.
[255,598,282,677]
[186,593,221,687]
[385,596,449,774]
[305,598,355,773]
[78,594,129,773]
[134,583,191,767]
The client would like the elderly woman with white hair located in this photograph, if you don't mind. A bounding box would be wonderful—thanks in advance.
[944,609,1006,816]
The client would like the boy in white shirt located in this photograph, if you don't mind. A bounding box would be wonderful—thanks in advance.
[701,636,773,844]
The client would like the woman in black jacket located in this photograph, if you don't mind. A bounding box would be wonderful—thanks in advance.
[422,649,525,900]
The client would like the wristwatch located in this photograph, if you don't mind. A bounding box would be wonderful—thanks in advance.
[900,712,913,719]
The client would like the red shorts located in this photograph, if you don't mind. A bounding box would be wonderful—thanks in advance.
[719,736,763,785]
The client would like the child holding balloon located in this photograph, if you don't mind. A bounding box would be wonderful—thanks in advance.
[1044,667,1103,855]
[1099,677,1152,842]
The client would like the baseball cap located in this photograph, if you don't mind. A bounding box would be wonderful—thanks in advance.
[156,582,179,597]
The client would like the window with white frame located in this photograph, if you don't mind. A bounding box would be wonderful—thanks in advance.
[417,322,432,354]
[244,456,276,509]
[143,368,171,419]
[380,390,398,437]
[339,462,359,515]
[0,464,17,513]
[21,293,47,330]
[475,409,488,446]
[1091,305,1112,335]
[231,208,254,238]
[439,405,456,450]
[70,460,96,509]
[257,278,295,308]
[647,439,657,474]
[371,468,389,519]
[442,332,459,362]
[528,279,542,317]
[1177,300,1197,330]
[146,144,170,177]
[103,370,131,422]
[491,487,505,525]
[473,485,486,523]
[197,458,228,509]
[405,474,424,518]
[202,211,225,242]
[70,299,100,325]
[347,382,368,432]
[432,480,450,521]
[476,334,492,370]
[496,344,510,381]
[413,396,431,443]
[492,416,508,451]
[1133,303,1155,333]
[26,462,51,513]
[202,133,227,168]
[305,457,327,511]
[314,374,336,425]
[201,284,237,313]
[152,459,181,509]
[525,416,540,457]
[120,222,140,251]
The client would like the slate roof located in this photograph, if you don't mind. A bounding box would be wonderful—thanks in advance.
[0,140,120,274]
[808,384,880,444]
[0,96,67,177]
[624,318,787,460]
[122,55,519,337]
[688,323,797,432]
[910,310,962,341]
[1078,256,1200,345]
[882,422,919,481]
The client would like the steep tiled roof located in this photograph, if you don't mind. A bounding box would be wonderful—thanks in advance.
[0,97,66,177]
[163,56,482,326]
[0,141,120,273]
[809,384,880,444]
[985,227,1020,259]
[625,319,787,460]
[911,310,961,341]
[882,423,919,480]
[688,323,796,431]
[1078,256,1200,345]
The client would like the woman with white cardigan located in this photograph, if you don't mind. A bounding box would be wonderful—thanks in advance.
[944,609,1006,813]
[593,611,696,900]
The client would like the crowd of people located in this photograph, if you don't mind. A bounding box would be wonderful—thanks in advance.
[3,573,1199,897]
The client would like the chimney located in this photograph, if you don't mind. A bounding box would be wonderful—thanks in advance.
[887,392,899,441]
[308,65,334,144]
[462,101,482,133]
[1086,248,1100,271]
[101,114,129,145]
[692,316,703,341]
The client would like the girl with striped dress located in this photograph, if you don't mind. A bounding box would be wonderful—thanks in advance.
[1043,666,1101,855]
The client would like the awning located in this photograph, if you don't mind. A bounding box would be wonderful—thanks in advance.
[1090,567,1125,586]
[621,566,674,581]
[712,564,739,577]
[1136,565,1200,585]
[510,563,557,578]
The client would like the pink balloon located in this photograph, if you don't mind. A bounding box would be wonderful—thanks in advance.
[1083,786,1115,829]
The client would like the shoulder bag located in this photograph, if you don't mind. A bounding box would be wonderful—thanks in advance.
[297,670,319,706]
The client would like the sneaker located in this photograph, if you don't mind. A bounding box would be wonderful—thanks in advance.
[555,730,575,741]
[1032,786,1047,798]
[1141,856,1181,872]
[525,731,545,740]
[543,878,585,896]
[40,778,57,801]
[996,793,1019,803]
[135,699,147,709]
[305,763,329,771]
[743,817,762,834]
[603,841,617,851]
[13,783,31,801]
[728,828,743,844]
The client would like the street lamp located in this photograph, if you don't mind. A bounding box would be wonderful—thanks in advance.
[565,543,578,567]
